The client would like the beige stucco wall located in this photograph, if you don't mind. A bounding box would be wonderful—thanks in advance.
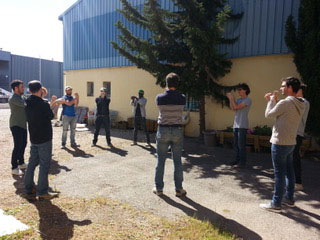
[64,54,299,137]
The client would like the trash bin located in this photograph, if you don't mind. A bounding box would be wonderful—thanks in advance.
[203,130,217,147]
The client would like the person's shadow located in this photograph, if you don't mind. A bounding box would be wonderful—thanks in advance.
[159,195,262,240]
[63,146,94,158]
[32,200,92,239]
[95,145,128,157]
[137,144,156,155]
[12,176,92,239]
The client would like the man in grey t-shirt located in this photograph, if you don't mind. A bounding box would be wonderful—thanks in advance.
[227,83,252,168]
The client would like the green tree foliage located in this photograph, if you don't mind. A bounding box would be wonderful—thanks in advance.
[112,0,241,134]
[285,0,320,136]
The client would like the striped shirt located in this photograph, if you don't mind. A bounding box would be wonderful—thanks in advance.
[156,90,186,125]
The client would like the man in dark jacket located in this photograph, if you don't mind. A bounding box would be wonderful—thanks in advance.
[24,80,57,200]
[92,87,112,147]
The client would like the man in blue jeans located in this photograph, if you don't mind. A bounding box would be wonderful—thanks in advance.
[24,80,58,200]
[227,83,252,168]
[260,77,305,212]
[153,73,187,197]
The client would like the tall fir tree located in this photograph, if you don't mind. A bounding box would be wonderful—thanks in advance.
[112,0,241,134]
[285,0,320,136]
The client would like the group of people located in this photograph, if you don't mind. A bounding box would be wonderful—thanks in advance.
[227,77,309,212]
[8,73,310,211]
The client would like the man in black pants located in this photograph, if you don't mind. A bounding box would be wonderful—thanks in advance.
[131,89,150,146]
[92,87,112,147]
[9,80,27,176]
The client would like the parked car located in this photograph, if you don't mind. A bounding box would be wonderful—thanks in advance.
[0,88,12,103]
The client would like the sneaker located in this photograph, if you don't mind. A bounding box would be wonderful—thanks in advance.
[295,184,303,191]
[259,202,282,213]
[71,143,80,148]
[176,189,187,197]
[152,187,163,196]
[233,164,246,169]
[12,168,24,176]
[131,142,137,146]
[229,161,239,166]
[18,163,27,170]
[38,193,59,200]
[282,198,295,208]
[60,145,66,149]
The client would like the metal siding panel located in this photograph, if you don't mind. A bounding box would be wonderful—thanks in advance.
[258,0,269,55]
[273,0,285,54]
[266,0,276,55]
[61,0,300,70]
[252,0,261,56]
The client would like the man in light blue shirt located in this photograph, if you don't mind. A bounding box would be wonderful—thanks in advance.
[227,83,252,168]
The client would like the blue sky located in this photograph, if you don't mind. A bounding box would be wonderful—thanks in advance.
[0,0,77,61]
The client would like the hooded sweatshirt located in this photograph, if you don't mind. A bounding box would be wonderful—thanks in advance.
[25,95,54,144]
[265,96,305,145]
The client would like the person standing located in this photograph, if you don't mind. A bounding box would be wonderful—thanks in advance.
[227,84,252,168]
[153,73,187,197]
[9,80,28,176]
[24,80,57,200]
[54,86,79,148]
[92,87,112,147]
[293,84,310,191]
[260,77,305,212]
[131,89,150,146]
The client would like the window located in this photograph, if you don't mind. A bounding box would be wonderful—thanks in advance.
[87,82,94,96]
[184,95,200,112]
[103,81,111,98]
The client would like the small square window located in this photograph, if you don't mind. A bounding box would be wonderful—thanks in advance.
[87,82,94,96]
[184,95,200,112]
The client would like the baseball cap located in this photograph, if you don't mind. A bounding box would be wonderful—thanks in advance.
[138,89,144,93]
[65,86,73,91]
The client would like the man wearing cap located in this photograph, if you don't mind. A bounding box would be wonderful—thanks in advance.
[54,86,79,148]
[92,87,112,147]
[131,89,150,145]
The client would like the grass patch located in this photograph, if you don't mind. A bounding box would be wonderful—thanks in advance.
[165,217,235,240]
[0,229,34,240]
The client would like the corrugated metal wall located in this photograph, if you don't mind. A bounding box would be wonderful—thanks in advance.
[60,0,300,71]
[11,55,63,98]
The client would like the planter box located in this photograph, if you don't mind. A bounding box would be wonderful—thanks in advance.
[117,121,128,129]
[219,132,234,145]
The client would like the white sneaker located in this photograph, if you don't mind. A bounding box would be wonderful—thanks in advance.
[12,168,24,176]
[18,163,27,169]
[295,184,303,191]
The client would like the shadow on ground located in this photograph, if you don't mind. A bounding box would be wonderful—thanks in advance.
[182,139,320,232]
[160,195,262,240]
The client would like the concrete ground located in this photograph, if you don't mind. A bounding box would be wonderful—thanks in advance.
[1,104,319,239]
[53,134,320,240]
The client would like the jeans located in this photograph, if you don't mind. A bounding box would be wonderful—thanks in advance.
[62,115,77,145]
[24,140,52,195]
[155,126,184,190]
[233,128,247,166]
[10,126,27,170]
[93,116,111,144]
[271,144,295,207]
[293,135,303,184]
[133,116,150,143]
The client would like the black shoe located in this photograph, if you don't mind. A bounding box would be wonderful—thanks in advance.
[71,143,80,148]
[38,193,59,200]
[107,142,113,147]
[229,161,239,166]
[91,141,96,147]
[233,164,246,169]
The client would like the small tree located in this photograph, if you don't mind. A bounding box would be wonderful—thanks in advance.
[285,0,320,136]
[112,0,241,135]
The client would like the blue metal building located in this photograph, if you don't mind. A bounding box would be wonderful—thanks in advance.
[0,50,63,98]
[59,0,300,71]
